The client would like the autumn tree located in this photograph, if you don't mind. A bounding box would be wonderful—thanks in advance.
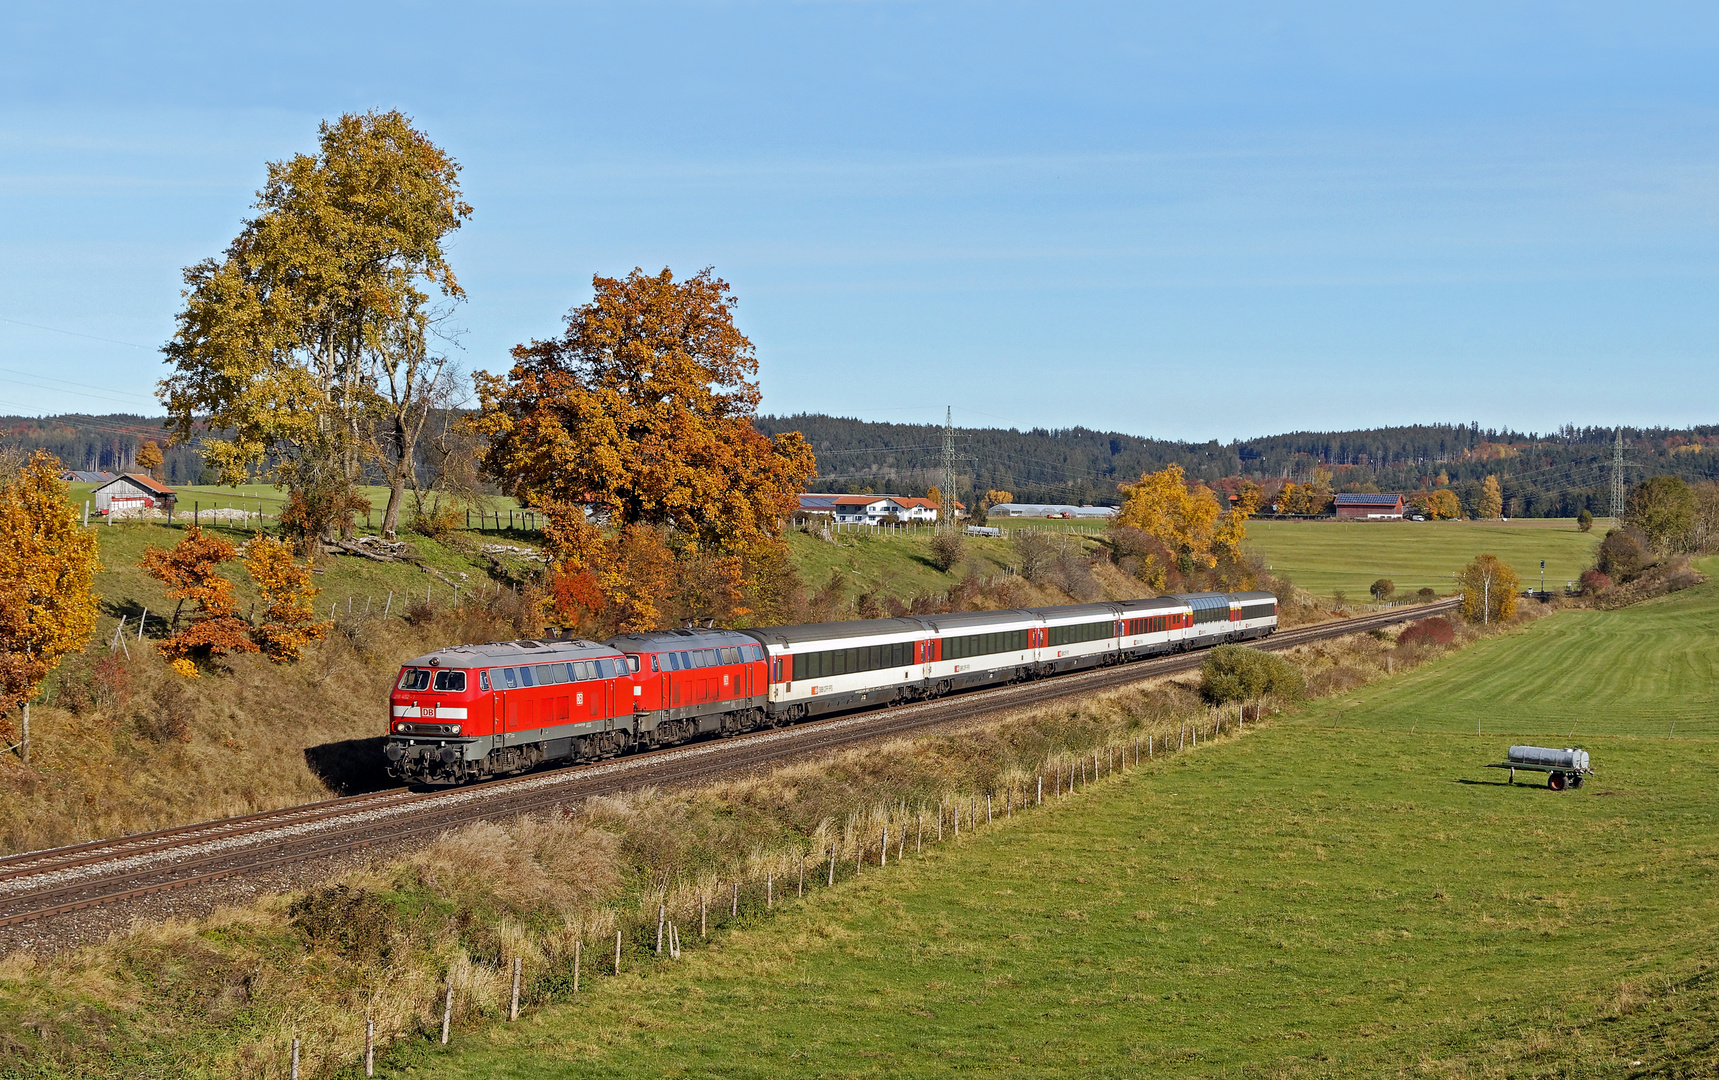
[1478,475,1504,520]
[159,109,472,545]
[1457,553,1519,624]
[0,451,101,763]
[136,440,164,479]
[141,527,257,673]
[476,268,817,633]
[983,489,1013,510]
[1626,475,1696,552]
[1370,578,1395,600]
[1424,489,1461,520]
[243,535,327,662]
[1114,465,1233,589]
[1577,508,1594,532]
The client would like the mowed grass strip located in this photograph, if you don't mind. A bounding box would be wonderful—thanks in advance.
[1316,558,1719,739]
[1248,518,1601,599]
[386,727,1719,1071]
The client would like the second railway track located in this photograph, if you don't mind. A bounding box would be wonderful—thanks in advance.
[0,600,1456,931]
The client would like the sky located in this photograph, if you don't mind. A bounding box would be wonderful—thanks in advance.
[2,2,1716,442]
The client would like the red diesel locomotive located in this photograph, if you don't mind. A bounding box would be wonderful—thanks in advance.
[384,630,770,785]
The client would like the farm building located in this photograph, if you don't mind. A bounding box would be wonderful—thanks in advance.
[89,473,177,515]
[61,470,117,484]
[1333,493,1405,520]
[796,494,960,524]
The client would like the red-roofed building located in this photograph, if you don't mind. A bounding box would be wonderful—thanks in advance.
[90,473,178,516]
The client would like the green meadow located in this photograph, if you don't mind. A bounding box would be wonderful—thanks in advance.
[1247,517,1603,600]
[380,564,1719,1078]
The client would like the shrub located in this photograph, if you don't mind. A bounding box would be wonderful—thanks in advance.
[1397,617,1455,648]
[1200,644,1305,705]
[928,531,964,573]
[1416,587,1436,603]
[409,502,463,540]
[1577,508,1594,532]
[1579,569,1613,596]
[404,599,437,627]
[1597,528,1650,583]
[1013,532,1055,582]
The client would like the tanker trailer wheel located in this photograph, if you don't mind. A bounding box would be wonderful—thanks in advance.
[1547,772,1567,791]
[1569,773,1584,789]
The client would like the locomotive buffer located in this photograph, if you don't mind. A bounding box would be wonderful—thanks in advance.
[1487,745,1593,791]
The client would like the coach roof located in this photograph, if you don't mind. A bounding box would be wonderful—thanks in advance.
[743,617,927,648]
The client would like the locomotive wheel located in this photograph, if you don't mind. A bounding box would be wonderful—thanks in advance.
[1547,772,1567,791]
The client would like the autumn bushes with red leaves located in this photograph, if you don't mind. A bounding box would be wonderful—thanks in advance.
[140,527,327,673]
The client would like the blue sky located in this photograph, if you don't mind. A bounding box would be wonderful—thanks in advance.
[2,2,1715,441]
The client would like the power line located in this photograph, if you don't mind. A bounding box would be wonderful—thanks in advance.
[0,315,154,350]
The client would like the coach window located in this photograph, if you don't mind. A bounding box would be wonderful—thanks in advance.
[721,647,739,664]
[432,670,466,692]
[502,668,518,689]
[519,667,535,687]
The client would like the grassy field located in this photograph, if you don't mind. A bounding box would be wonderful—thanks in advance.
[381,569,1719,1078]
[1247,517,1603,599]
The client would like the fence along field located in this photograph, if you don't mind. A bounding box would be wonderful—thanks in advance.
[393,567,1719,1079]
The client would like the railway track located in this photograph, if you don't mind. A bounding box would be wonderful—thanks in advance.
[0,600,1457,931]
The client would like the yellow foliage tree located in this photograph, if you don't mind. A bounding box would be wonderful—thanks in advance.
[1424,489,1461,520]
[0,451,101,763]
[1479,475,1504,519]
[243,535,328,662]
[983,489,1013,511]
[1457,553,1519,624]
[1116,465,1224,577]
[136,440,164,479]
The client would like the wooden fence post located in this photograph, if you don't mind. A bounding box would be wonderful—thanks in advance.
[615,930,622,975]
[441,982,453,1044]
[366,1018,374,1077]
[799,857,805,898]
[574,939,582,993]
[291,1036,300,1080]
[510,956,522,1021]
[829,847,836,886]
[701,896,708,938]
[881,828,887,867]
[917,814,924,853]
[1038,775,1043,805]
[657,904,665,954]
[732,881,739,917]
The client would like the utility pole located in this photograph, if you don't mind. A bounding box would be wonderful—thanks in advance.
[941,405,957,531]
[1610,427,1627,521]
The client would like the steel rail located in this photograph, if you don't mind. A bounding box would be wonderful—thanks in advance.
[0,600,1456,930]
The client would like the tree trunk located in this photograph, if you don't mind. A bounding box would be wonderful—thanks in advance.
[382,473,407,541]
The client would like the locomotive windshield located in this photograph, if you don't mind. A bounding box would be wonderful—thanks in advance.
[432,670,466,692]
[398,668,431,691]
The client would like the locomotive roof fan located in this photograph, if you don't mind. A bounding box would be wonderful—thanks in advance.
[1486,745,1593,790]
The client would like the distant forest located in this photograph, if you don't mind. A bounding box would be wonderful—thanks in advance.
[756,414,1719,519]
[7,412,1718,519]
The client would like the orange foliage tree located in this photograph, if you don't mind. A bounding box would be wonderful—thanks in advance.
[242,535,327,661]
[0,451,101,760]
[476,268,817,633]
[141,526,257,670]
